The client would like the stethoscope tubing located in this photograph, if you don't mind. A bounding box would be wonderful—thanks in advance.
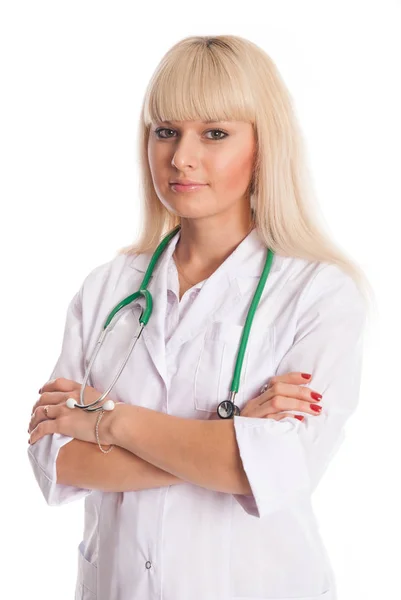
[74,224,274,418]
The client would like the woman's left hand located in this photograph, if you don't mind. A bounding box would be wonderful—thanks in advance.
[28,377,117,446]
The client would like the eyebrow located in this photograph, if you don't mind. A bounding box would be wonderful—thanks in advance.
[159,120,227,125]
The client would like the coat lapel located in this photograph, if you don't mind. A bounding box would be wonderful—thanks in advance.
[127,238,172,388]
[128,227,283,389]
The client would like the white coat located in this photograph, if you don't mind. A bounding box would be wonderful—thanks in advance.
[27,227,367,600]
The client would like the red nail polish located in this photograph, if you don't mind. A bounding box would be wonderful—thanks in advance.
[311,392,322,400]
[301,373,311,379]
[311,404,322,412]
[294,415,304,421]
[38,388,42,394]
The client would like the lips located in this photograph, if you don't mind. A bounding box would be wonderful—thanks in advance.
[170,181,206,185]
[170,182,207,192]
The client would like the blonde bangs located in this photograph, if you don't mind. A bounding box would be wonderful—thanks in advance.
[120,35,376,319]
[143,39,256,127]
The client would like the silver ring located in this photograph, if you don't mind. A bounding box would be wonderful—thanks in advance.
[260,383,270,394]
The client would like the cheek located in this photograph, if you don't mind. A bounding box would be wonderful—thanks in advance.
[147,145,159,179]
[212,151,254,193]
[148,151,166,194]
[149,145,173,187]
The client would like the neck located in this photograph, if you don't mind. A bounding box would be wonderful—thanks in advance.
[174,214,255,273]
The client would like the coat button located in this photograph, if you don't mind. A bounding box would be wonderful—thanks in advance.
[145,560,152,569]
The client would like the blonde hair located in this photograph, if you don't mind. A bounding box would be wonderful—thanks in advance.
[118,34,377,325]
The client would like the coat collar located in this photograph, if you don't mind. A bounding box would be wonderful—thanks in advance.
[126,227,283,389]
[128,226,283,279]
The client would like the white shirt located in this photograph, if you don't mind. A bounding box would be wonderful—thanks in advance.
[27,227,367,600]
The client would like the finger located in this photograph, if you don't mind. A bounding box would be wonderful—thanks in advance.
[267,395,323,416]
[29,412,60,445]
[266,412,305,421]
[29,390,76,432]
[29,403,63,438]
[268,372,313,387]
[30,390,67,416]
[260,380,322,405]
[244,395,322,418]
[39,377,81,395]
[33,378,81,413]
[259,371,314,396]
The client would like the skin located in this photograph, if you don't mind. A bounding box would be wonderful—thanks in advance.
[147,119,256,274]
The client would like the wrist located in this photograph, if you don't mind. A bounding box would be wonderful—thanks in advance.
[100,402,126,446]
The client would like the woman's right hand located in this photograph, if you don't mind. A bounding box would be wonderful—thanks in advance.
[240,372,323,421]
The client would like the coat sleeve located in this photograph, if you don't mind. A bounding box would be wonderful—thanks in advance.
[232,264,368,519]
[27,284,93,506]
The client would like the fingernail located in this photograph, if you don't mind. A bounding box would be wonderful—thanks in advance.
[38,388,42,394]
[294,415,304,421]
[311,392,322,401]
[311,404,322,412]
[301,373,311,379]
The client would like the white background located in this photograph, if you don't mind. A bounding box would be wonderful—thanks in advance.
[1,1,399,598]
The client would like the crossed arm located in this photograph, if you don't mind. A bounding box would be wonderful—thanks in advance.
[57,406,252,495]
[57,439,184,492]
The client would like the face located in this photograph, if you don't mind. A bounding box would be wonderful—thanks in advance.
[147,120,256,222]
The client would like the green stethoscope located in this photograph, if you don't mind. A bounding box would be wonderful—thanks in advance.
[66,224,275,419]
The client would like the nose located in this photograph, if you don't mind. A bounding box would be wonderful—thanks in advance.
[171,132,201,170]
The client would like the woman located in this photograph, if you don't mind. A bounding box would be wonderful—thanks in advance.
[27,35,374,600]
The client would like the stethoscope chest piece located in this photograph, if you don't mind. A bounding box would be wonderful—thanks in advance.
[217,400,241,419]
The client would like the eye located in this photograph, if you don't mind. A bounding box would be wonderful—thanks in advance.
[205,129,228,140]
[154,128,228,140]
[154,128,175,139]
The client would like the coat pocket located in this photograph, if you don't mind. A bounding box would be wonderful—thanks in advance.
[75,540,97,599]
[194,321,275,413]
